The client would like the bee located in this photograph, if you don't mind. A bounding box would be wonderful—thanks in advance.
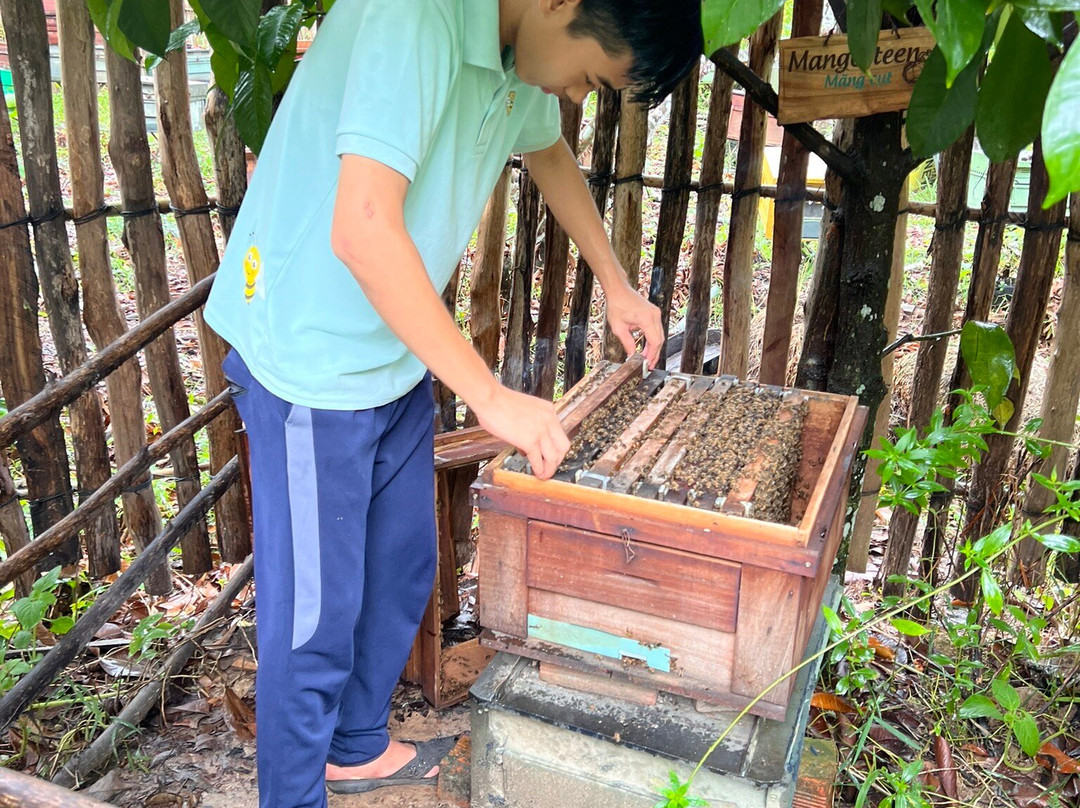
[506,91,516,117]
[244,244,261,303]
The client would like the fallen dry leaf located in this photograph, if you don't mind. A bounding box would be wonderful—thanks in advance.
[224,686,256,740]
[812,691,857,714]
[1037,741,1080,774]
[934,734,959,800]
[868,636,896,662]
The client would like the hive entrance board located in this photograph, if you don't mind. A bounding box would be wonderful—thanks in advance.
[502,358,812,525]
[473,358,868,718]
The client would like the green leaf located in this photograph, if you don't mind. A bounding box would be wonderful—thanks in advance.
[992,398,1015,426]
[1042,35,1080,208]
[206,27,241,99]
[256,4,306,68]
[1012,712,1041,757]
[992,677,1021,711]
[702,0,783,54]
[907,45,980,158]
[959,694,1002,720]
[892,618,930,637]
[1011,0,1080,11]
[848,0,884,72]
[233,60,274,155]
[49,616,75,636]
[1015,8,1063,44]
[200,0,261,49]
[116,0,172,59]
[12,599,47,631]
[936,0,988,85]
[975,14,1053,163]
[88,0,136,62]
[168,18,202,53]
[960,321,1016,409]
[1037,533,1080,553]
[822,605,845,635]
[981,567,1004,614]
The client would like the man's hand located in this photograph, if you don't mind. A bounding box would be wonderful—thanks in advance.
[473,388,571,481]
[606,282,665,370]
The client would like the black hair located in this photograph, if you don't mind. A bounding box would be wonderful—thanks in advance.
[567,0,703,107]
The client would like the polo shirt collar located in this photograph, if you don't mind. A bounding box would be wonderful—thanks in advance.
[462,0,506,74]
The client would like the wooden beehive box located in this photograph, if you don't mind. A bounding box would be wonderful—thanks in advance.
[472,357,867,719]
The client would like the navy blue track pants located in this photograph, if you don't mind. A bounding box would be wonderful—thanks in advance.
[224,350,438,808]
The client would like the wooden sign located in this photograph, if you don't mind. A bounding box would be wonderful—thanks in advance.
[778,27,935,124]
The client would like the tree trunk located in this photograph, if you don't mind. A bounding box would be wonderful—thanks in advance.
[1013,192,1080,583]
[155,0,248,568]
[759,0,823,386]
[649,65,699,356]
[827,112,908,570]
[533,99,584,400]
[960,141,1066,598]
[682,59,735,375]
[847,180,908,573]
[565,87,619,389]
[721,13,780,379]
[57,0,162,578]
[604,97,649,362]
[1,0,113,570]
[880,128,974,597]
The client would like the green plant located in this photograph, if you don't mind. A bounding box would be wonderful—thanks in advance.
[654,771,707,808]
[0,567,74,693]
[129,613,192,661]
[856,761,931,808]
[959,673,1042,757]
[823,596,879,695]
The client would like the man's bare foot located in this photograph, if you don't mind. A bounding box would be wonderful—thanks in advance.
[325,740,438,782]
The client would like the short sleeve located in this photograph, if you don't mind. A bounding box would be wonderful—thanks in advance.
[336,1,457,182]
[512,92,562,154]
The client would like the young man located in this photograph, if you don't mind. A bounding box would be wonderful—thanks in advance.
[204,0,702,805]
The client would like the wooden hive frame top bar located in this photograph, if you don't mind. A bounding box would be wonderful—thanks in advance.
[485,358,864,551]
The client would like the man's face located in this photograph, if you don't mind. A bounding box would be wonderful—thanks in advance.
[512,0,634,104]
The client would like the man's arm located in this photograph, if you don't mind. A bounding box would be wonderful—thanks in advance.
[524,137,664,369]
[331,154,570,479]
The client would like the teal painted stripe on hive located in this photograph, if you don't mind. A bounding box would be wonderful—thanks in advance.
[527,615,671,673]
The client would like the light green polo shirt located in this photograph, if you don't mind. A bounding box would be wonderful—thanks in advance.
[204,0,561,410]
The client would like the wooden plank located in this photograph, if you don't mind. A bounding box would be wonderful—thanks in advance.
[477,511,529,637]
[796,397,862,545]
[609,376,714,494]
[580,376,688,486]
[794,739,839,808]
[731,566,801,705]
[638,376,736,501]
[527,522,740,632]
[722,392,806,519]
[539,662,659,706]
[474,483,818,576]
[789,397,847,525]
[778,28,936,124]
[433,638,495,709]
[561,355,646,440]
[528,615,673,672]
[529,589,734,695]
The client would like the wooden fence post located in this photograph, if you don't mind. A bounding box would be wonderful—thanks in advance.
[502,172,542,392]
[0,104,74,573]
[960,141,1067,597]
[155,0,250,567]
[1,0,114,571]
[760,0,824,386]
[649,63,699,356]
[57,0,164,578]
[605,96,648,362]
[533,99,584,400]
[565,87,620,390]
[721,15,780,379]
[203,85,248,242]
[880,128,974,596]
[682,58,735,375]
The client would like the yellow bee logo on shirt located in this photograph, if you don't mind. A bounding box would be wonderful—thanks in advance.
[506,91,516,117]
[244,245,261,303]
